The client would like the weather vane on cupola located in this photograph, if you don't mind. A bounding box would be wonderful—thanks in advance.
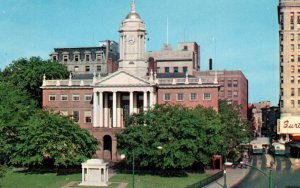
[131,0,135,12]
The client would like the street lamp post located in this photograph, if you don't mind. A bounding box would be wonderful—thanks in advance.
[132,149,135,188]
[240,161,273,188]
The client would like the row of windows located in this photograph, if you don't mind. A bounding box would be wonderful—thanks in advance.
[158,66,188,73]
[290,13,300,30]
[219,90,239,98]
[289,54,300,62]
[281,100,300,108]
[219,80,239,87]
[52,53,103,62]
[163,93,211,101]
[280,88,300,97]
[60,111,92,123]
[49,94,92,102]
[290,44,300,52]
[73,65,102,72]
[286,65,300,74]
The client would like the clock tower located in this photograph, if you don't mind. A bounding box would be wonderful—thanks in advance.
[119,0,148,77]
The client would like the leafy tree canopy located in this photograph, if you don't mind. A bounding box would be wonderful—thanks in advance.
[0,82,37,163]
[10,110,99,167]
[218,100,252,161]
[0,57,98,168]
[117,104,223,171]
[0,57,69,106]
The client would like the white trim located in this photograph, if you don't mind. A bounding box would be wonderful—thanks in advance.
[84,94,92,101]
[61,95,68,101]
[190,93,197,101]
[72,94,80,101]
[72,110,80,122]
[176,93,184,101]
[164,93,171,101]
[49,95,56,101]
[203,93,211,101]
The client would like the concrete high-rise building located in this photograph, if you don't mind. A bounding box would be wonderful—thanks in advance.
[278,0,300,143]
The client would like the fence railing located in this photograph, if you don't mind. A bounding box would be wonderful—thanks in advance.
[187,170,223,188]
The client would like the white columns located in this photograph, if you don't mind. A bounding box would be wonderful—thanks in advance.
[149,91,154,109]
[117,93,121,127]
[143,91,148,111]
[82,168,84,182]
[93,92,100,127]
[133,93,137,113]
[130,92,134,114]
[104,93,108,128]
[113,92,117,128]
[99,92,103,127]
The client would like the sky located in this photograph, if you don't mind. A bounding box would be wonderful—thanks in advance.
[0,0,279,104]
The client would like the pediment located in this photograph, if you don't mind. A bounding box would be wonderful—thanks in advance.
[94,70,150,86]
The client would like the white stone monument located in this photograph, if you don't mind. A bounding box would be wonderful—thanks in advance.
[79,159,109,187]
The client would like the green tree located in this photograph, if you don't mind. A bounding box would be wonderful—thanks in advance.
[0,82,37,163]
[0,80,98,168]
[0,57,69,106]
[117,104,223,172]
[218,100,251,162]
[10,110,99,167]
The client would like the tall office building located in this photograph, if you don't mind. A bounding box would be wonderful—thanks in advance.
[278,0,300,142]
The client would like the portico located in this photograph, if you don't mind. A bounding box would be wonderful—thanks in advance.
[92,70,156,129]
[92,87,156,128]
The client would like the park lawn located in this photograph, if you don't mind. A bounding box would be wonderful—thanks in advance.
[1,170,210,188]
[110,172,210,188]
[1,169,82,188]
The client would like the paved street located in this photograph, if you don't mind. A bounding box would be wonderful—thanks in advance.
[234,154,300,188]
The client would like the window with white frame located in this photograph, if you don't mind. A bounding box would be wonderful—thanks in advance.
[164,93,171,101]
[60,111,68,116]
[85,66,90,72]
[73,111,79,122]
[190,93,197,101]
[74,54,80,61]
[177,93,184,101]
[85,54,90,61]
[96,53,102,61]
[74,66,79,72]
[85,94,92,101]
[84,111,92,123]
[49,95,56,101]
[72,94,80,101]
[61,95,68,101]
[203,93,211,100]
[97,65,101,71]
[63,55,68,62]
[52,55,58,61]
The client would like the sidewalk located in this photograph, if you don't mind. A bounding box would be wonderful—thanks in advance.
[204,167,250,188]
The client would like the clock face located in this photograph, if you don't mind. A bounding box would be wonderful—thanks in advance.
[128,36,135,45]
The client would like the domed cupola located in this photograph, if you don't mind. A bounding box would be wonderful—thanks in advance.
[120,0,146,32]
[118,0,148,78]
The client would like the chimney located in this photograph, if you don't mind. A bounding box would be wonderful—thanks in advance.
[209,58,213,70]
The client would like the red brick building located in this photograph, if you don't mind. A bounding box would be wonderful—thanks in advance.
[42,1,220,161]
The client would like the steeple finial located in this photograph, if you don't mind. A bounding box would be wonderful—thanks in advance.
[131,0,135,12]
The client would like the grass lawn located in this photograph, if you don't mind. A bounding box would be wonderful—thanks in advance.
[1,169,82,188]
[109,172,210,188]
[1,169,210,188]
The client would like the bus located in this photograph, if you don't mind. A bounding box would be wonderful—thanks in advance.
[252,144,263,154]
[250,137,270,154]
[270,143,286,155]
